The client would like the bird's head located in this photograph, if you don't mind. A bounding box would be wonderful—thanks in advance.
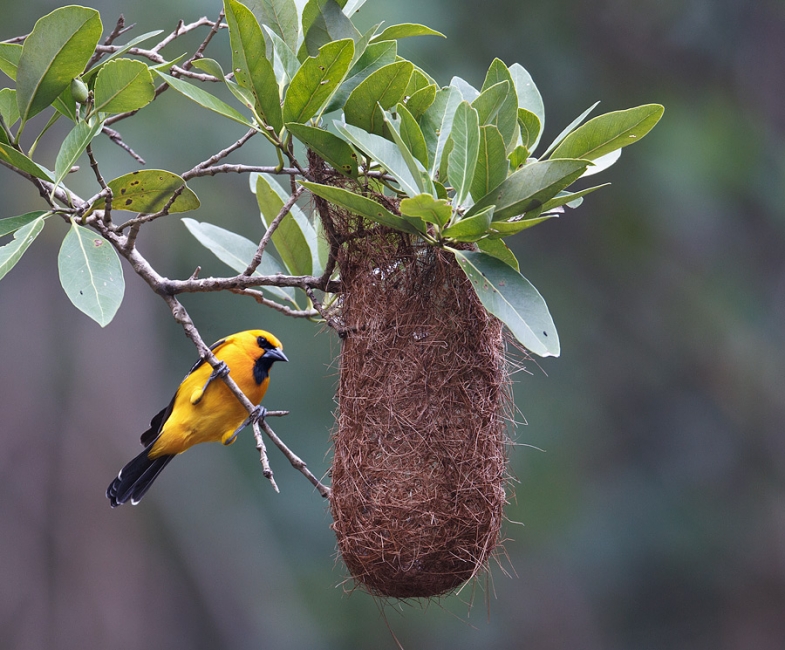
[236,329,287,384]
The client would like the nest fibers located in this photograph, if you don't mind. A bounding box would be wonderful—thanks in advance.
[322,186,512,599]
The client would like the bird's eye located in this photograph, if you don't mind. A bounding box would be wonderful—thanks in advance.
[257,336,268,348]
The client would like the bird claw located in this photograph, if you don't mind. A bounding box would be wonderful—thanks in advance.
[192,361,229,405]
[251,405,268,424]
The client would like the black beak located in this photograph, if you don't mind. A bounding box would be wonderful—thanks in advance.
[266,348,288,363]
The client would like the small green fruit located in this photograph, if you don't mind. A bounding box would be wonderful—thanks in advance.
[71,77,89,104]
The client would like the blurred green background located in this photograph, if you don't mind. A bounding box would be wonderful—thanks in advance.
[2,0,785,648]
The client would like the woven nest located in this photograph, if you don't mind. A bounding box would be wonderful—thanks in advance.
[319,176,511,599]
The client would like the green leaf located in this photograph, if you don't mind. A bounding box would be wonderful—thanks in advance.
[471,80,509,126]
[438,136,453,189]
[224,0,283,132]
[452,249,559,357]
[582,148,622,177]
[286,123,358,176]
[283,39,354,124]
[480,60,518,150]
[0,142,53,181]
[58,221,125,327]
[98,170,200,214]
[406,67,434,95]
[0,43,22,81]
[52,85,78,122]
[550,104,665,161]
[399,193,451,227]
[181,218,297,305]
[396,101,429,168]
[477,237,519,271]
[405,84,436,119]
[471,124,507,202]
[301,0,359,59]
[383,109,432,196]
[16,6,102,123]
[517,108,541,151]
[262,26,300,90]
[0,215,45,281]
[450,76,480,102]
[245,0,299,51]
[508,144,529,171]
[253,173,318,276]
[53,118,104,192]
[155,71,257,129]
[370,23,445,43]
[349,22,381,68]
[92,59,155,114]
[0,88,20,129]
[343,60,413,135]
[325,40,397,113]
[539,183,610,213]
[335,121,420,197]
[486,215,553,238]
[300,181,422,235]
[419,85,461,176]
[225,78,258,114]
[508,63,544,150]
[467,159,590,221]
[442,205,494,243]
[191,58,225,80]
[0,211,49,238]
[343,0,367,15]
[447,101,480,206]
[540,101,600,158]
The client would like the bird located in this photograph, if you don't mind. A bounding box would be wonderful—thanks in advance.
[107,329,288,507]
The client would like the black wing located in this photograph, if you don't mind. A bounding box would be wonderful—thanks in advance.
[138,337,228,447]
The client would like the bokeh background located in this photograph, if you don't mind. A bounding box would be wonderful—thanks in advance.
[2,0,785,648]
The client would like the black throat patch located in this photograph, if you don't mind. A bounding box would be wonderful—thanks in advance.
[253,354,274,385]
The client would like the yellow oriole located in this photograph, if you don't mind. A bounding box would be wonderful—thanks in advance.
[107,330,287,507]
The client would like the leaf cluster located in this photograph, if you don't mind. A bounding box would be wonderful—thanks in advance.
[0,0,663,358]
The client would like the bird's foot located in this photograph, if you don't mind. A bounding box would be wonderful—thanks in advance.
[190,361,229,405]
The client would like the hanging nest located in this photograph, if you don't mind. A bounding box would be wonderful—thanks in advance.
[317,169,511,599]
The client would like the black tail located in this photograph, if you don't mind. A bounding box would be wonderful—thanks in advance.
[107,445,175,507]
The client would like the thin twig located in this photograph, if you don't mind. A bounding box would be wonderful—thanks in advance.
[305,287,342,330]
[169,66,221,82]
[228,287,319,318]
[184,164,300,180]
[152,16,220,54]
[244,186,304,275]
[87,15,133,68]
[253,418,279,493]
[85,143,113,224]
[95,45,166,64]
[124,223,141,251]
[102,126,145,164]
[180,9,225,72]
[85,144,108,191]
[183,129,258,178]
[261,418,331,498]
[2,34,27,44]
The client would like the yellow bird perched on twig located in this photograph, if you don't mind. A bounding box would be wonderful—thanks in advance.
[107,330,287,507]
